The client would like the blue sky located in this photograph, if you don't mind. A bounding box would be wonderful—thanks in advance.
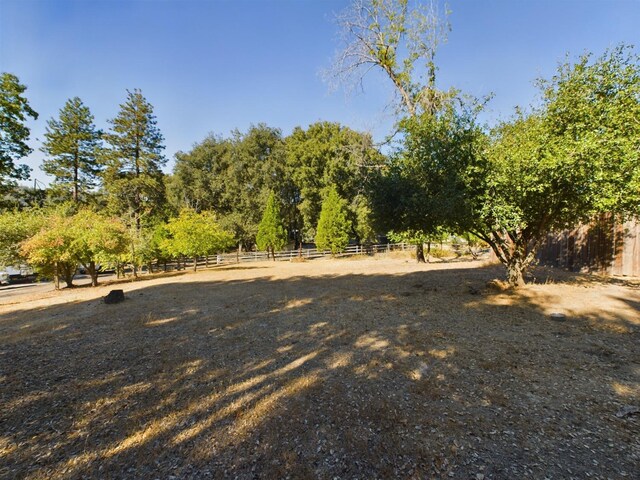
[1,0,639,185]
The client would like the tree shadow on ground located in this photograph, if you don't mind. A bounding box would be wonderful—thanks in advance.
[0,264,638,479]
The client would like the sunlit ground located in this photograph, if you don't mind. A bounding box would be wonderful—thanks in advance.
[0,257,638,479]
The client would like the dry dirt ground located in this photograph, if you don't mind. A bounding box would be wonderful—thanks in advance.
[0,256,638,480]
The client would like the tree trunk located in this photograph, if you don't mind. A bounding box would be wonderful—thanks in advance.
[62,263,74,288]
[88,261,99,287]
[416,242,426,263]
[426,241,432,263]
[54,262,60,290]
[130,239,138,278]
[503,242,534,288]
[193,257,198,271]
[506,260,526,288]
[73,157,79,203]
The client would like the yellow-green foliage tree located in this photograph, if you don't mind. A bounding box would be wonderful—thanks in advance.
[163,210,235,270]
[0,208,46,267]
[20,211,77,288]
[68,210,128,286]
[21,209,128,288]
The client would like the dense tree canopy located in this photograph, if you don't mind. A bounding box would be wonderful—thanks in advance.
[285,121,381,243]
[19,208,128,287]
[170,134,232,213]
[0,208,46,267]
[372,102,486,262]
[171,124,287,249]
[68,210,128,286]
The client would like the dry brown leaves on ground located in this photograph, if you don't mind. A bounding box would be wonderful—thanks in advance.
[0,257,638,479]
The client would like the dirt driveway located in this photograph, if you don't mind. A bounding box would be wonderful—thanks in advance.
[0,257,638,479]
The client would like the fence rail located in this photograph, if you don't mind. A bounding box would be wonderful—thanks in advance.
[149,243,411,273]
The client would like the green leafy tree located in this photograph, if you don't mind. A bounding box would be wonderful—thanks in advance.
[372,101,485,262]
[256,191,287,259]
[163,209,235,270]
[401,46,640,287]
[0,73,38,193]
[102,89,167,230]
[41,97,102,203]
[222,125,287,248]
[169,134,232,212]
[470,47,640,286]
[135,222,173,273]
[315,187,352,254]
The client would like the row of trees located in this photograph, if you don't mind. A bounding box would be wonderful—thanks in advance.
[1,74,380,287]
[0,206,235,288]
[169,121,382,249]
[2,0,639,287]
[1,82,167,228]
[0,189,354,288]
[1,73,381,248]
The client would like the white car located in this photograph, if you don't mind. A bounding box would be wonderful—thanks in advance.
[0,271,8,285]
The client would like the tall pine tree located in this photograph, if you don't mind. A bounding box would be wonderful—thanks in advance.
[41,97,102,203]
[102,89,166,230]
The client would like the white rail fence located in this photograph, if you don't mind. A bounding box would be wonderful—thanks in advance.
[151,242,412,272]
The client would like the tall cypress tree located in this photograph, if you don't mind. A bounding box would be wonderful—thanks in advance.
[256,191,287,259]
[102,89,166,230]
[41,97,102,203]
[315,187,351,254]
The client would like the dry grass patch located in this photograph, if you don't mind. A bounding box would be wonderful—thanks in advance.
[0,258,638,479]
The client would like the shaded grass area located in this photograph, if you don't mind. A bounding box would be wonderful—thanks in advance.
[0,260,638,479]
